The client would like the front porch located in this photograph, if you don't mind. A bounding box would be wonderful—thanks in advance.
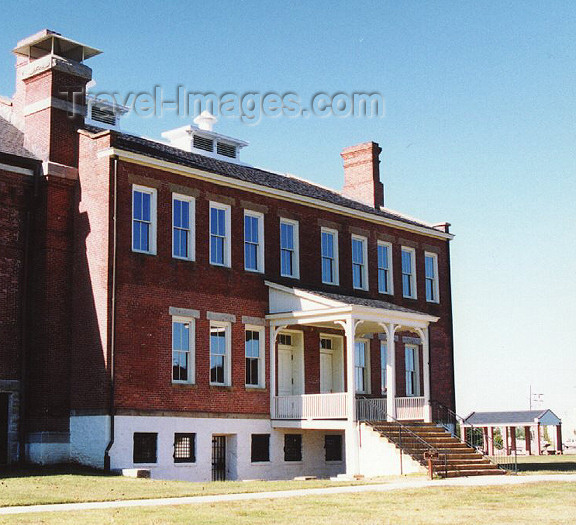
[266,282,439,430]
[272,393,426,422]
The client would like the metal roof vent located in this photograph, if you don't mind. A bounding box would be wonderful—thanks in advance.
[86,95,129,130]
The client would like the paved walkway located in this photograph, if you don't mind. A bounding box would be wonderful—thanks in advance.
[1,474,575,515]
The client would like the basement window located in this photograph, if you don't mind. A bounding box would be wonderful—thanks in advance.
[193,135,214,152]
[133,432,157,464]
[251,434,270,463]
[325,434,343,462]
[174,433,196,463]
[284,434,302,462]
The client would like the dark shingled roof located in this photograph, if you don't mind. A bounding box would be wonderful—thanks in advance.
[297,288,429,316]
[0,116,38,159]
[464,410,560,426]
[85,126,443,233]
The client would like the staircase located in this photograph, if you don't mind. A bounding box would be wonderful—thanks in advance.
[369,421,507,478]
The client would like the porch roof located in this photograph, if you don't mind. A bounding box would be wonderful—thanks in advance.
[463,409,562,427]
[265,281,438,327]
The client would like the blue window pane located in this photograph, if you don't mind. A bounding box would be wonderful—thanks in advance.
[141,192,151,222]
[403,274,411,296]
[173,200,181,228]
[181,201,189,229]
[426,280,434,301]
[134,191,143,220]
[281,223,293,250]
[133,221,141,250]
[402,251,412,274]
[425,256,434,279]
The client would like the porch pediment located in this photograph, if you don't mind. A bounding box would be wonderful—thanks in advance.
[265,281,438,328]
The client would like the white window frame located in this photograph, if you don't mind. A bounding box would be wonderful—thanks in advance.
[377,241,393,295]
[351,235,369,291]
[171,317,195,384]
[405,344,420,397]
[424,252,440,303]
[244,210,265,273]
[209,201,231,267]
[245,325,265,388]
[172,193,195,261]
[401,246,417,299]
[380,341,387,395]
[280,218,300,279]
[321,227,339,285]
[209,321,232,386]
[354,339,370,394]
[132,185,157,255]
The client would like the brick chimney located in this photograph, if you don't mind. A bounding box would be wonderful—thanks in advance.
[11,30,101,168]
[341,142,384,209]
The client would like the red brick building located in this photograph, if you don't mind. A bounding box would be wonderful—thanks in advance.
[0,30,456,480]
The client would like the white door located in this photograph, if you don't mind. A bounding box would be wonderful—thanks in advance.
[320,351,333,393]
[278,348,293,395]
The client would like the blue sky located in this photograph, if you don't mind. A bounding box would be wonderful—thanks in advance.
[2,1,575,431]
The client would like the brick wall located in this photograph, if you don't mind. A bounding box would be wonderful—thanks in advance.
[95,151,455,415]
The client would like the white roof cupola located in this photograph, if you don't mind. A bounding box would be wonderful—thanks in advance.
[161,111,248,163]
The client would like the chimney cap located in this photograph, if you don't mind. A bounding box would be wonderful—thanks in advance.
[13,30,102,62]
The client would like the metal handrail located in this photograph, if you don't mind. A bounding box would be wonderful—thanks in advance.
[367,412,448,479]
[430,400,517,474]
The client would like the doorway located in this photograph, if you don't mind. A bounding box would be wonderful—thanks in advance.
[320,335,344,393]
[212,435,226,481]
[277,332,304,395]
[0,394,9,465]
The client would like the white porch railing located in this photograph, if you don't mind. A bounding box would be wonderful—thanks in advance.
[273,393,348,420]
[356,397,387,421]
[395,396,425,420]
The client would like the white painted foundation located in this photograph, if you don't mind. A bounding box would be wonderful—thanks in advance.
[108,415,347,482]
[70,415,111,468]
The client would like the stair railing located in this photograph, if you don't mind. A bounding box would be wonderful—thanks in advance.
[431,400,517,474]
[367,415,448,479]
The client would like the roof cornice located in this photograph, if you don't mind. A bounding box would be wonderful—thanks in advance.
[97,146,455,241]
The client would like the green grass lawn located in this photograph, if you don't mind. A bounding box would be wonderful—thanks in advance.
[2,482,575,524]
[0,465,388,508]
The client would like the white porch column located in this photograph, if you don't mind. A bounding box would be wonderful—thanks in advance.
[421,328,431,423]
[386,323,397,421]
[269,324,285,419]
[343,316,359,476]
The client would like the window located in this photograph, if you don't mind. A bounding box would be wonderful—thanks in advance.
[352,235,368,290]
[284,434,302,462]
[401,247,416,298]
[321,228,338,285]
[210,323,231,385]
[325,434,343,462]
[172,194,195,260]
[377,242,392,294]
[210,202,231,267]
[354,340,369,393]
[425,252,439,303]
[174,433,196,463]
[245,328,264,387]
[133,432,157,463]
[280,219,299,278]
[380,342,387,395]
[405,345,420,397]
[244,211,264,272]
[251,434,270,462]
[278,334,292,346]
[172,318,195,383]
[132,186,156,254]
[320,337,332,350]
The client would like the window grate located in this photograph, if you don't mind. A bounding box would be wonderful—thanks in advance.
[325,434,343,462]
[284,434,302,462]
[174,433,196,463]
[251,434,270,462]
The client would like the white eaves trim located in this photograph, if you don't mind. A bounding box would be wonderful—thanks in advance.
[97,147,454,241]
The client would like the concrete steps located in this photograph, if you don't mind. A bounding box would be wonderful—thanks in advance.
[369,421,507,478]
